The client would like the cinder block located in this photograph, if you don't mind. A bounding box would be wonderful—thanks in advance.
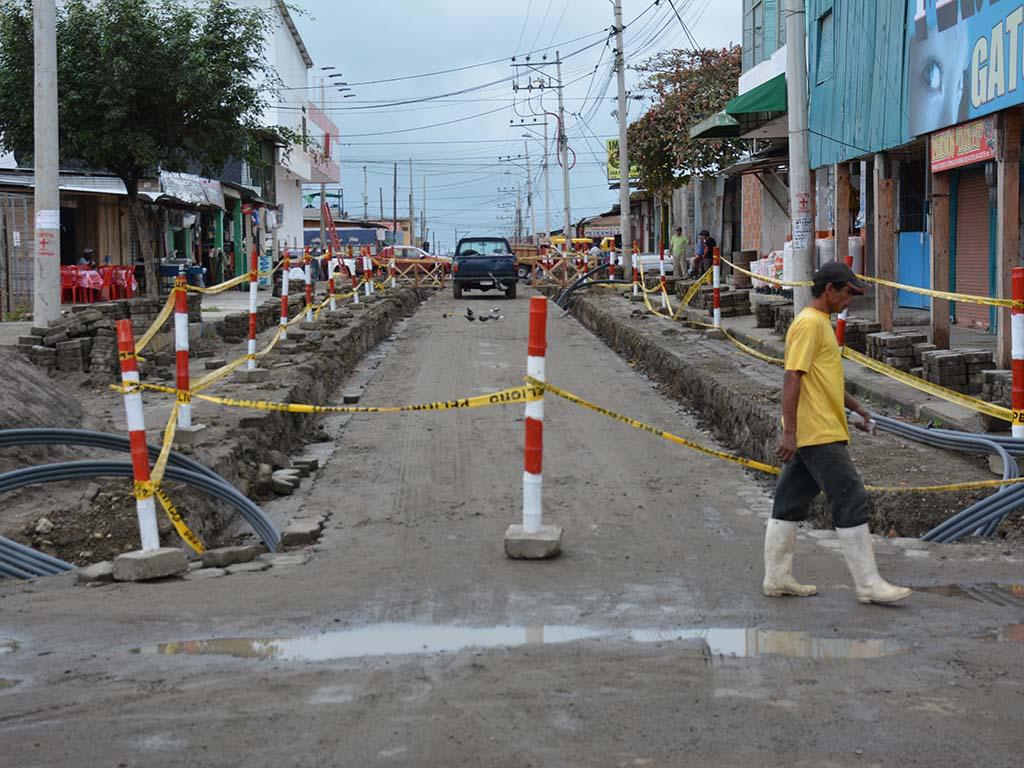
[112,548,188,581]
[201,545,261,569]
[280,520,322,547]
[235,367,269,382]
[504,523,563,559]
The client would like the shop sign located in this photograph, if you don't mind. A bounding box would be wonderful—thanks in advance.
[606,139,641,185]
[907,0,1024,136]
[930,116,996,172]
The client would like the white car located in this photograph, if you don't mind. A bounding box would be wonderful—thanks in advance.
[632,252,675,274]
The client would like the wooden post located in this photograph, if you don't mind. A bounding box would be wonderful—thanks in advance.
[930,167,951,350]
[996,109,1021,368]
[874,153,895,331]
[835,163,851,264]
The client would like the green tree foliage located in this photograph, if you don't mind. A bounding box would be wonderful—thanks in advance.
[627,46,744,197]
[0,0,284,295]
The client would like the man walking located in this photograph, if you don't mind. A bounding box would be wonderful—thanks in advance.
[669,226,688,277]
[764,261,912,604]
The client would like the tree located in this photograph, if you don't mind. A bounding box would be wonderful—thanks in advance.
[0,0,286,297]
[626,46,744,198]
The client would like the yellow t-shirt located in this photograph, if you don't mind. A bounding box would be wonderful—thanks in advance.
[784,307,849,447]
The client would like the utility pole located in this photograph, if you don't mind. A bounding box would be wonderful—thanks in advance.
[786,0,813,311]
[379,187,384,220]
[33,0,59,324]
[614,0,632,275]
[362,165,368,220]
[525,139,538,247]
[392,163,398,246]
[408,160,414,247]
[319,81,327,254]
[555,52,571,247]
[543,117,551,244]
[421,177,427,246]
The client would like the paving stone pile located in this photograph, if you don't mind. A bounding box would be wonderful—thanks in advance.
[920,348,995,395]
[865,331,929,371]
[16,294,201,377]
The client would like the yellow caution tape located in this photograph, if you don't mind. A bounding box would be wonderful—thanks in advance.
[154,487,205,554]
[841,347,1012,423]
[185,272,251,294]
[856,274,1021,309]
[133,479,156,500]
[150,402,179,486]
[719,255,813,288]
[1013,410,1024,426]
[527,376,781,475]
[529,376,1024,493]
[134,291,177,355]
[679,268,712,307]
[125,381,543,414]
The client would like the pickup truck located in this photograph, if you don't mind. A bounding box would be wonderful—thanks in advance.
[452,237,518,299]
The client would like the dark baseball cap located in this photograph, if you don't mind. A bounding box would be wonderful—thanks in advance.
[813,260,867,294]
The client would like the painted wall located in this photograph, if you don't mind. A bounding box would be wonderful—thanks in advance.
[808,0,911,168]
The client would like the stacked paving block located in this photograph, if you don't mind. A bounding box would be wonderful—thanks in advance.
[865,331,928,372]
[773,305,795,337]
[840,319,880,354]
[15,293,201,380]
[919,348,995,395]
[221,294,305,344]
[980,369,1014,431]
[695,286,751,317]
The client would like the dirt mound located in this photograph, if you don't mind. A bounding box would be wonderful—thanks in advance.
[0,347,85,473]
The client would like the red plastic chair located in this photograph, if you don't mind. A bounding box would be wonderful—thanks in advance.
[60,266,77,304]
[99,265,118,300]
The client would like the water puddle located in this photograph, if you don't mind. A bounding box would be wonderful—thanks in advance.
[918,584,1024,608]
[134,624,904,662]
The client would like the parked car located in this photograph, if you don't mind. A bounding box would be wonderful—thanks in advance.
[452,237,518,299]
[633,252,675,274]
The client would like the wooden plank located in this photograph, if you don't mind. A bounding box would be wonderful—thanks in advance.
[996,109,1021,368]
[834,163,850,264]
[874,154,895,330]
[930,165,951,350]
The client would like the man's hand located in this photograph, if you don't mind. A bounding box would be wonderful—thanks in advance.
[776,431,797,463]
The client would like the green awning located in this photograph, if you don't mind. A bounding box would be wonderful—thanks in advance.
[689,110,740,139]
[726,73,787,116]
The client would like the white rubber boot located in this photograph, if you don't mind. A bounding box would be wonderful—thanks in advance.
[762,519,817,597]
[836,524,912,604]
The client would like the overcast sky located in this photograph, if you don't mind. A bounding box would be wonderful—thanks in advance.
[291,0,740,249]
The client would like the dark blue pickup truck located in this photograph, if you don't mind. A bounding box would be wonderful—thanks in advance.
[452,237,518,299]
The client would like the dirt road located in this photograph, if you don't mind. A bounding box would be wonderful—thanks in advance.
[2,288,1023,766]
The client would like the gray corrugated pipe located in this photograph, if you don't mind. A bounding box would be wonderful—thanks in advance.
[869,414,1024,542]
[0,429,220,481]
[0,535,72,573]
[0,461,280,553]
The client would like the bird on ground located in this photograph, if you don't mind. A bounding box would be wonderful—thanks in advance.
[465,308,474,318]
[479,315,490,323]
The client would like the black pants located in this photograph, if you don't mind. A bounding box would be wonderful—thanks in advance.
[771,441,870,529]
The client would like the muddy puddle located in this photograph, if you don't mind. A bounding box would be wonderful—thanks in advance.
[918,584,1024,607]
[135,624,905,662]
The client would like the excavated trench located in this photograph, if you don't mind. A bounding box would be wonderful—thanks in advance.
[564,291,1005,539]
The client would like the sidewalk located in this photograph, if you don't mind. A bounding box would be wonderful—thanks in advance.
[0,287,273,347]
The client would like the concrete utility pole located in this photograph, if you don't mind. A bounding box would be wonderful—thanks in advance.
[555,52,571,247]
[363,166,368,220]
[319,82,327,253]
[421,177,427,245]
[614,0,632,274]
[408,161,414,246]
[786,0,813,311]
[543,118,552,244]
[392,164,398,245]
[33,0,60,325]
[525,139,538,247]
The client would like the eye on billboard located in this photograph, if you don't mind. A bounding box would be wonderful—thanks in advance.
[908,0,1024,137]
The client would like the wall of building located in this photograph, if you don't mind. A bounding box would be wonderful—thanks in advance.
[275,168,305,249]
[808,0,910,168]
[741,174,762,252]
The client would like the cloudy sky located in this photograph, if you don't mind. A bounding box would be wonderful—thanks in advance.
[291,0,740,251]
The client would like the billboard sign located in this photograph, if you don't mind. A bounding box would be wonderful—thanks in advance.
[606,139,641,185]
[908,0,1024,136]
